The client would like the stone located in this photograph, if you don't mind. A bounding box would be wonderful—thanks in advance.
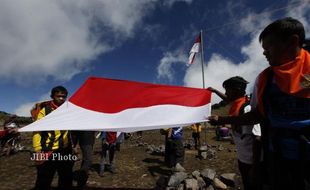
[206,149,216,160]
[174,163,186,172]
[196,176,206,189]
[198,145,208,159]
[220,173,237,187]
[213,178,228,189]
[168,172,188,187]
[200,168,216,180]
[184,178,198,190]
[191,170,200,179]
[218,144,224,151]
[201,151,207,159]
[177,183,184,190]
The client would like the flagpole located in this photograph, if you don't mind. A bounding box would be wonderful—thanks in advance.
[200,30,205,89]
[199,30,208,146]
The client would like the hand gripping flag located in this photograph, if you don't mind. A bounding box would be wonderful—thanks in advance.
[188,34,201,65]
[19,77,211,132]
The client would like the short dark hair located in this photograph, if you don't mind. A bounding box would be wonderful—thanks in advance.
[50,86,68,98]
[223,76,248,91]
[259,17,305,47]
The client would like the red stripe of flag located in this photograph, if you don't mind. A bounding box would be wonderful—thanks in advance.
[69,77,211,113]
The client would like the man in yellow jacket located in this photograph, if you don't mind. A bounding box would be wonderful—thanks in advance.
[191,123,202,149]
[32,86,74,190]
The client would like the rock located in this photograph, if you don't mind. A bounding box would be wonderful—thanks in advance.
[177,183,184,190]
[220,173,237,187]
[201,151,207,159]
[191,170,200,179]
[200,168,216,180]
[206,149,216,160]
[168,172,188,187]
[174,163,186,172]
[198,145,208,159]
[199,145,208,151]
[213,178,228,189]
[196,177,206,189]
[146,145,155,153]
[218,144,224,151]
[185,178,198,190]
[206,185,215,190]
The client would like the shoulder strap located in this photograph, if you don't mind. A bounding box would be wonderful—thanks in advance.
[238,101,250,115]
[44,104,52,116]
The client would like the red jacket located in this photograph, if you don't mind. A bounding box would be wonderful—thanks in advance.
[0,130,7,138]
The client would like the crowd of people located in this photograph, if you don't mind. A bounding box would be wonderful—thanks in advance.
[1,17,309,190]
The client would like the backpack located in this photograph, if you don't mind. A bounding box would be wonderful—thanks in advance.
[30,101,52,121]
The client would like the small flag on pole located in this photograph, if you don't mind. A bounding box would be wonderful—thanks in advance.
[188,34,201,65]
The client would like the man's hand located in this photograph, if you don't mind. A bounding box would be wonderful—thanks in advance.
[208,115,228,126]
[72,146,79,155]
[207,87,216,92]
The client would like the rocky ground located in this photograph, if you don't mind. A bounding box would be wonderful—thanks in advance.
[0,127,240,190]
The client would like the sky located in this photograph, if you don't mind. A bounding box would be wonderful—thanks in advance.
[0,0,309,116]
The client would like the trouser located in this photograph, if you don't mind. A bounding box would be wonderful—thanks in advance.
[238,160,260,190]
[268,153,310,190]
[100,143,116,168]
[164,136,170,166]
[77,144,93,187]
[34,148,74,190]
[80,144,93,172]
[168,139,184,167]
[192,132,200,149]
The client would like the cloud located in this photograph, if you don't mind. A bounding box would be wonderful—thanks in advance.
[157,1,310,104]
[163,0,194,7]
[157,52,187,82]
[184,32,266,104]
[0,0,158,85]
[15,92,50,117]
[285,1,310,36]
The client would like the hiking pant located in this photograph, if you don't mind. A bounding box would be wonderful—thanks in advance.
[268,153,310,190]
[77,144,93,187]
[100,143,116,168]
[192,132,200,149]
[80,144,93,172]
[168,138,184,167]
[238,160,261,190]
[34,149,74,190]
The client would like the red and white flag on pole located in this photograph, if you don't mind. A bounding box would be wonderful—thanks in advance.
[188,34,201,65]
[20,77,212,132]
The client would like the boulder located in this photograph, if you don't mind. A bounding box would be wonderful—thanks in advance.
[168,172,188,187]
[185,178,199,190]
[220,173,237,187]
[213,178,227,189]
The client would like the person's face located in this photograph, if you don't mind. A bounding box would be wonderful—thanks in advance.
[225,88,241,102]
[261,34,289,66]
[52,91,67,106]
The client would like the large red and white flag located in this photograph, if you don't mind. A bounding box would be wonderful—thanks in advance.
[20,77,211,132]
[188,34,201,65]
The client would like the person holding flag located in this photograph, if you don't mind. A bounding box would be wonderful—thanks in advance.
[32,86,74,190]
[208,17,310,190]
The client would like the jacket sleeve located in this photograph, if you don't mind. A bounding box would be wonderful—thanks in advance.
[0,130,7,138]
[32,108,46,152]
[101,131,107,140]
